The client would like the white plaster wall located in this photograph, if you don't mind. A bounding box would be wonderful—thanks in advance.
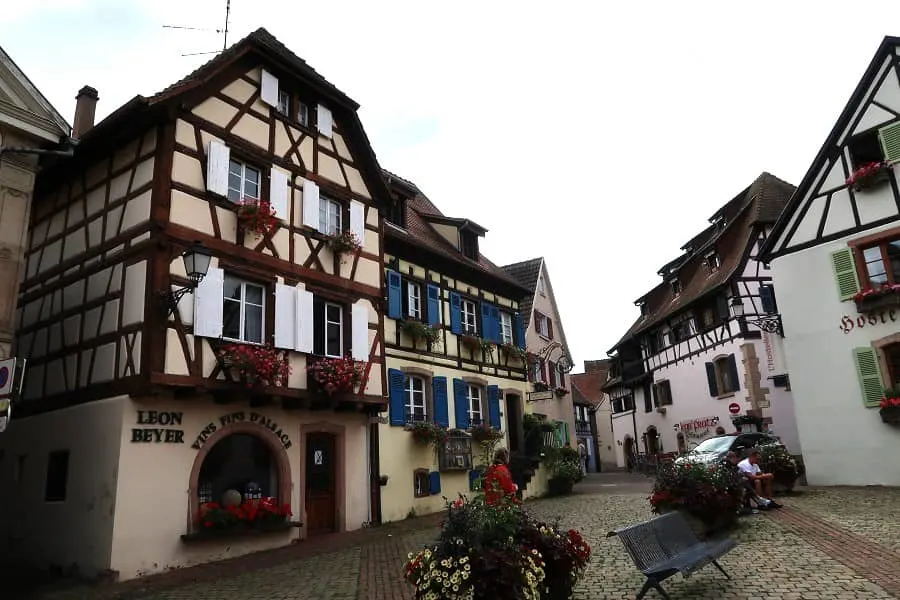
[771,220,900,486]
[110,398,369,580]
[0,396,125,576]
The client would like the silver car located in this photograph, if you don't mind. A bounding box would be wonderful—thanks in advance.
[674,432,782,465]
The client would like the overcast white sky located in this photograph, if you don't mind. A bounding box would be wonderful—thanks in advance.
[4,1,900,371]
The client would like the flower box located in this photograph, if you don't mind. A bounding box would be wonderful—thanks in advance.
[847,160,892,192]
[459,333,492,354]
[236,198,278,238]
[324,231,362,254]
[181,520,300,542]
[554,386,569,398]
[307,355,366,396]
[217,343,291,388]
[854,285,900,313]
[399,320,441,348]
[405,421,449,446]
[880,405,900,425]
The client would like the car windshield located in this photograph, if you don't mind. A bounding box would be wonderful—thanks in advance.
[690,436,734,454]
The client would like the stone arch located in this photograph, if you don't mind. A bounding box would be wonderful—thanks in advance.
[187,421,293,532]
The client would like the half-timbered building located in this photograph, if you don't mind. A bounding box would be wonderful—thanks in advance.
[570,360,616,473]
[605,173,802,469]
[0,28,390,580]
[760,36,900,486]
[501,258,576,446]
[379,172,544,521]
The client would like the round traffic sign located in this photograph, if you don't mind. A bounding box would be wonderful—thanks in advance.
[728,402,740,414]
[0,366,8,389]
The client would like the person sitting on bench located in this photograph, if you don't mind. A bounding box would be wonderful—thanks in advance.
[737,449,782,508]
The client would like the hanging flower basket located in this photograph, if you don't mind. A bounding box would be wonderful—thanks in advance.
[405,421,449,446]
[325,231,362,254]
[307,355,366,396]
[218,343,291,388]
[880,393,900,424]
[846,160,892,192]
[533,381,550,393]
[554,387,570,398]
[399,320,442,348]
[236,198,278,238]
[468,423,503,444]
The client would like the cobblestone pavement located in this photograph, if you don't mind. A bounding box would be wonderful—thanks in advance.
[30,477,900,600]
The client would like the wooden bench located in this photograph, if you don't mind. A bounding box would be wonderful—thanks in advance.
[607,512,737,599]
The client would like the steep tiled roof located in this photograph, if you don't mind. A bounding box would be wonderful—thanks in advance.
[571,369,609,409]
[384,172,529,294]
[501,258,543,326]
[609,172,795,352]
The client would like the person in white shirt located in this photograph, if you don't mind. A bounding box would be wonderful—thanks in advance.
[737,449,781,508]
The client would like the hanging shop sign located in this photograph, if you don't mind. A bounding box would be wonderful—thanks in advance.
[191,411,293,450]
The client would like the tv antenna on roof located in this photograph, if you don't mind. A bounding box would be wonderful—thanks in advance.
[163,0,232,57]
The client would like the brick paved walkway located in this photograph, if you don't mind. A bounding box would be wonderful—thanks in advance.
[25,477,900,600]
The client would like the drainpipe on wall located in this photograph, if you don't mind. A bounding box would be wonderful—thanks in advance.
[368,408,382,526]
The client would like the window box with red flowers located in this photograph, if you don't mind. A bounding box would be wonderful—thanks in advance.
[846,160,892,192]
[182,498,298,541]
[854,284,900,313]
[307,355,366,396]
[880,390,900,424]
[532,381,550,393]
[325,231,362,254]
[217,343,291,388]
[554,386,570,398]
[236,198,278,238]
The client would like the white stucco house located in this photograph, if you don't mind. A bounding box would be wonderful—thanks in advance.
[605,173,803,469]
[760,35,900,486]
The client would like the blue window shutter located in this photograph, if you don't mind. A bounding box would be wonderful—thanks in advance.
[481,303,492,340]
[487,385,501,431]
[704,362,718,396]
[427,284,441,326]
[514,312,526,348]
[759,285,777,314]
[387,270,402,319]
[388,369,406,425]
[728,354,741,391]
[428,471,441,495]
[453,378,469,429]
[489,305,500,342]
[449,292,462,334]
[433,377,450,427]
[469,469,481,491]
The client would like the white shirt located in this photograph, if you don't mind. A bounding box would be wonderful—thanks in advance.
[737,458,760,476]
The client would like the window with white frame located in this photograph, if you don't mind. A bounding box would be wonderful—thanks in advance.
[556,363,566,388]
[462,299,477,334]
[297,102,310,127]
[499,312,513,344]
[467,384,483,425]
[222,275,265,343]
[227,159,261,204]
[405,375,427,422]
[531,359,544,383]
[538,275,546,296]
[277,90,290,116]
[408,282,422,320]
[323,302,343,357]
[537,314,550,338]
[319,196,342,235]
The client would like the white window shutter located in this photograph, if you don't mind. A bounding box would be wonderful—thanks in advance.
[269,167,290,221]
[274,283,297,350]
[351,300,369,362]
[302,179,320,231]
[206,140,230,197]
[193,267,224,338]
[260,69,279,107]
[296,287,315,354]
[350,200,365,249]
[317,104,333,138]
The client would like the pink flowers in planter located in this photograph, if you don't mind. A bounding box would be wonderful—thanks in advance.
[853,283,900,303]
[307,355,366,395]
[218,343,291,388]
[846,161,892,191]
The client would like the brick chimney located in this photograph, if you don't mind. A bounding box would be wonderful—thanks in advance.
[72,86,99,139]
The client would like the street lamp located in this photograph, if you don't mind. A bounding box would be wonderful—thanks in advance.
[729,296,784,336]
[161,241,212,316]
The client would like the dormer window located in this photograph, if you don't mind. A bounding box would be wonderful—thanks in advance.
[387,197,407,229]
[638,301,648,317]
[670,279,682,296]
[460,230,478,260]
[705,251,721,272]
[538,275,547,296]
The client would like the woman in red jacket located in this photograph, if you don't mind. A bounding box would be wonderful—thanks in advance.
[484,447,519,506]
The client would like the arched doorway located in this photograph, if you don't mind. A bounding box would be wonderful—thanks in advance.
[677,432,686,454]
[646,426,660,455]
[623,436,634,471]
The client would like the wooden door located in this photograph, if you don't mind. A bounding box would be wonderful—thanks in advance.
[506,394,522,453]
[305,432,336,534]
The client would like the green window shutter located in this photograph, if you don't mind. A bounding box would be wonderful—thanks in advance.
[878,121,900,162]
[853,347,884,408]
[831,249,861,301]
